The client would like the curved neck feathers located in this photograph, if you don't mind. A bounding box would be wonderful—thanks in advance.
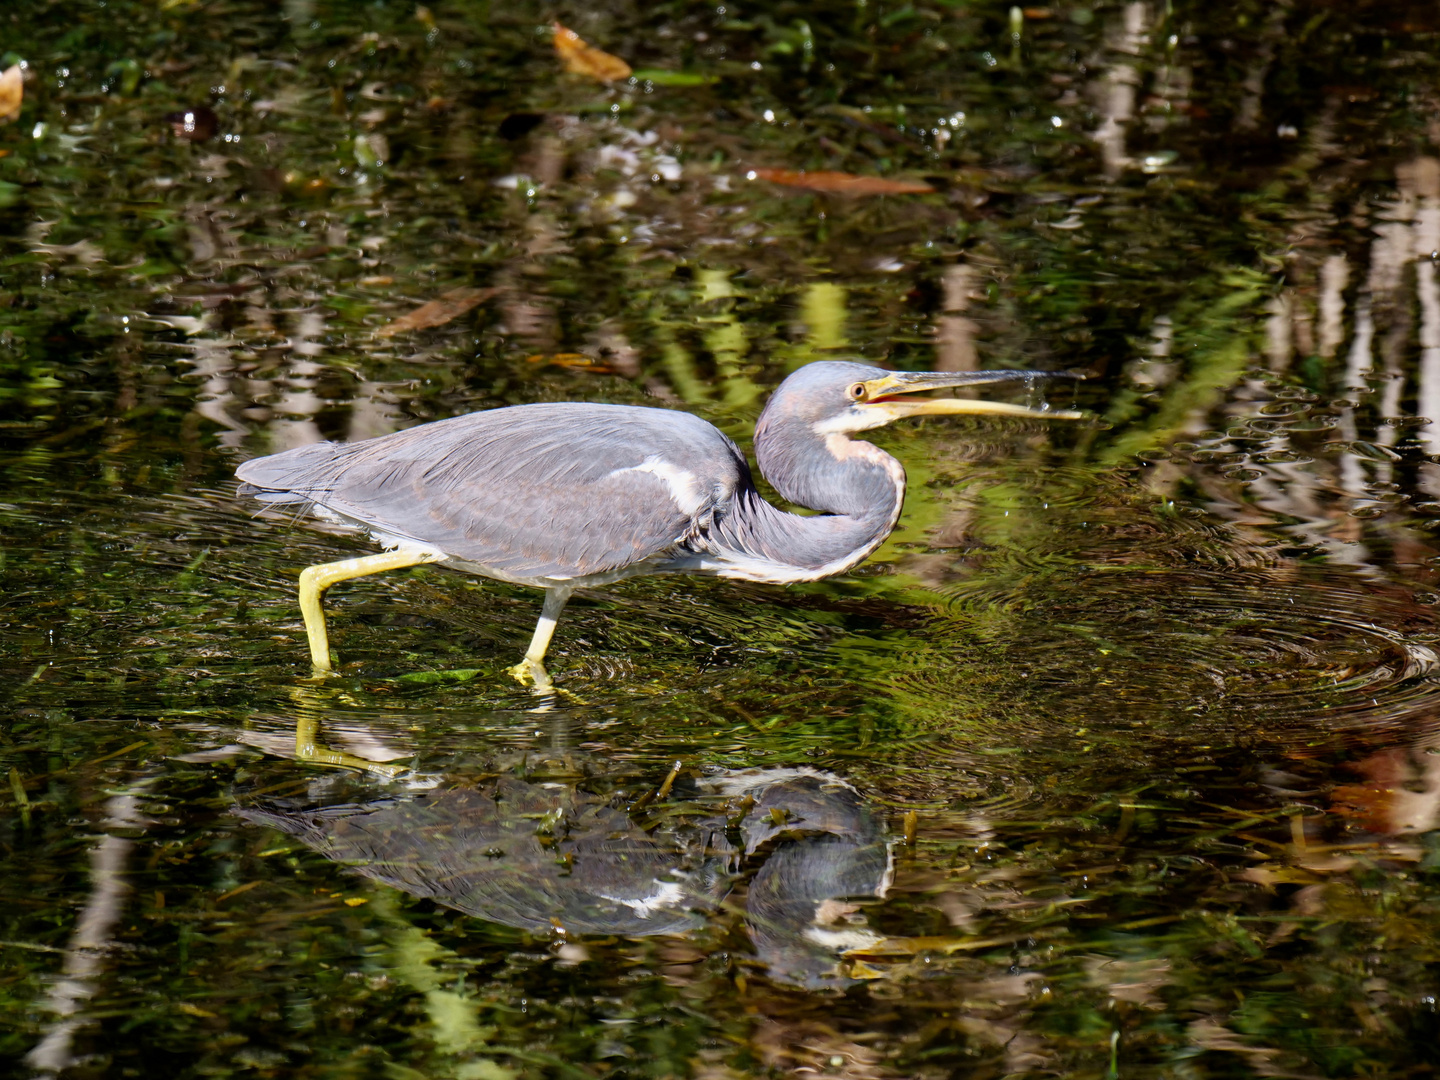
[704,418,906,581]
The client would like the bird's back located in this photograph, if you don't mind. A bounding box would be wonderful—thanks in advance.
[236,402,750,581]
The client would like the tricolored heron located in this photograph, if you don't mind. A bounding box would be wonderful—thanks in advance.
[237,360,1079,684]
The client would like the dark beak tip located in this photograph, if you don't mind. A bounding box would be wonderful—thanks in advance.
[1009,369,1087,381]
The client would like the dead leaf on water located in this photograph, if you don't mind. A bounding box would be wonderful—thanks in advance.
[845,959,887,980]
[1236,865,1320,887]
[553,22,632,83]
[525,352,615,373]
[378,286,496,336]
[214,880,264,903]
[842,933,1025,959]
[0,66,22,124]
[749,168,935,195]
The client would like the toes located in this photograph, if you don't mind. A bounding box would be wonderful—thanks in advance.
[508,659,544,686]
[508,658,555,692]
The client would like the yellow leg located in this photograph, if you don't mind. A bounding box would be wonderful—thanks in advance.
[293,712,406,778]
[298,549,440,672]
[507,586,573,689]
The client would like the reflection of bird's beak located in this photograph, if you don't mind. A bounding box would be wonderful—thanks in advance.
[857,369,1085,423]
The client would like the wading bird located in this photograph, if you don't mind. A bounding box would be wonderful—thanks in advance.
[237,361,1079,685]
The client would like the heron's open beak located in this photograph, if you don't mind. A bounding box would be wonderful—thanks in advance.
[855,369,1085,423]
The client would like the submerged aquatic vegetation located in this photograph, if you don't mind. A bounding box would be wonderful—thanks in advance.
[4,0,1440,1076]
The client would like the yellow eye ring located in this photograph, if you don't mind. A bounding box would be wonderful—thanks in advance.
[848,383,867,401]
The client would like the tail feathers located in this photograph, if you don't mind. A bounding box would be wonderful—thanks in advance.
[240,486,321,505]
[234,441,342,495]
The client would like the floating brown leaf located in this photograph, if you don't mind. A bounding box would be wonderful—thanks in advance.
[0,65,22,124]
[378,287,496,336]
[750,168,934,195]
[525,352,615,373]
[842,933,1026,960]
[553,22,632,83]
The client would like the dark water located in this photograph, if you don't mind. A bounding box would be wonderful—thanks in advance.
[6,0,1440,1076]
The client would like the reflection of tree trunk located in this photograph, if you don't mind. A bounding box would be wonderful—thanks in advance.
[494,215,568,353]
[191,339,251,451]
[934,263,979,378]
[496,283,557,351]
[1232,2,1290,133]
[1147,40,1191,130]
[1291,288,1315,359]
[184,204,238,268]
[1317,254,1348,361]
[267,311,328,451]
[1335,293,1372,496]
[1265,292,1293,371]
[587,320,642,378]
[1369,164,1421,423]
[1375,299,1404,484]
[1090,2,1146,177]
[1385,736,1440,834]
[1129,314,1176,390]
[1336,711,1440,837]
[26,775,156,1073]
[346,380,403,443]
[1419,262,1440,455]
[1409,157,1440,453]
[1245,461,1331,552]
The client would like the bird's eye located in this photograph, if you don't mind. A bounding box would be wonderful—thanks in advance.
[848,383,867,401]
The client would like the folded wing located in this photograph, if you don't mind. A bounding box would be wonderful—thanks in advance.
[236,403,750,580]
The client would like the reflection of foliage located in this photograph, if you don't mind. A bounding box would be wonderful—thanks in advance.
[1099,268,1268,464]
[5,0,1440,1077]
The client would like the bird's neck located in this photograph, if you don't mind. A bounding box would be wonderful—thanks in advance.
[706,424,906,582]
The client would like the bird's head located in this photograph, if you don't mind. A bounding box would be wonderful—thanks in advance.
[758,360,1084,437]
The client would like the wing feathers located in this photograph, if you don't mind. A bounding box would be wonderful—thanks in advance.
[237,403,748,579]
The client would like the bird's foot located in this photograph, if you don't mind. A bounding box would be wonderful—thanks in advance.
[507,657,554,692]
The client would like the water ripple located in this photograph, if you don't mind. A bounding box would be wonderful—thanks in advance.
[901,563,1440,748]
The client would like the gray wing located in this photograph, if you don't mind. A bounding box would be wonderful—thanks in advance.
[235,782,709,936]
[236,402,749,579]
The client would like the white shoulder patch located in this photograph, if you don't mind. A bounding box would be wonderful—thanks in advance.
[611,456,706,517]
[802,926,884,952]
[598,879,688,918]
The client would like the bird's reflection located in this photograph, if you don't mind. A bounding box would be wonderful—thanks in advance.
[233,720,891,990]
[720,771,893,989]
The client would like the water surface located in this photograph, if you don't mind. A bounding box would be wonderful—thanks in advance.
[5,1,1440,1076]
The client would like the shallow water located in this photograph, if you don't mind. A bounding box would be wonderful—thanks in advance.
[6,0,1440,1076]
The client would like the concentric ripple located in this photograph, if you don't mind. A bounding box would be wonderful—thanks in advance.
[1023,568,1440,728]
[886,562,1440,751]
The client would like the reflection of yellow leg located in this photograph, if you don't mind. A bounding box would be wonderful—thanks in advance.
[507,586,573,690]
[298,549,440,672]
[293,713,405,778]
